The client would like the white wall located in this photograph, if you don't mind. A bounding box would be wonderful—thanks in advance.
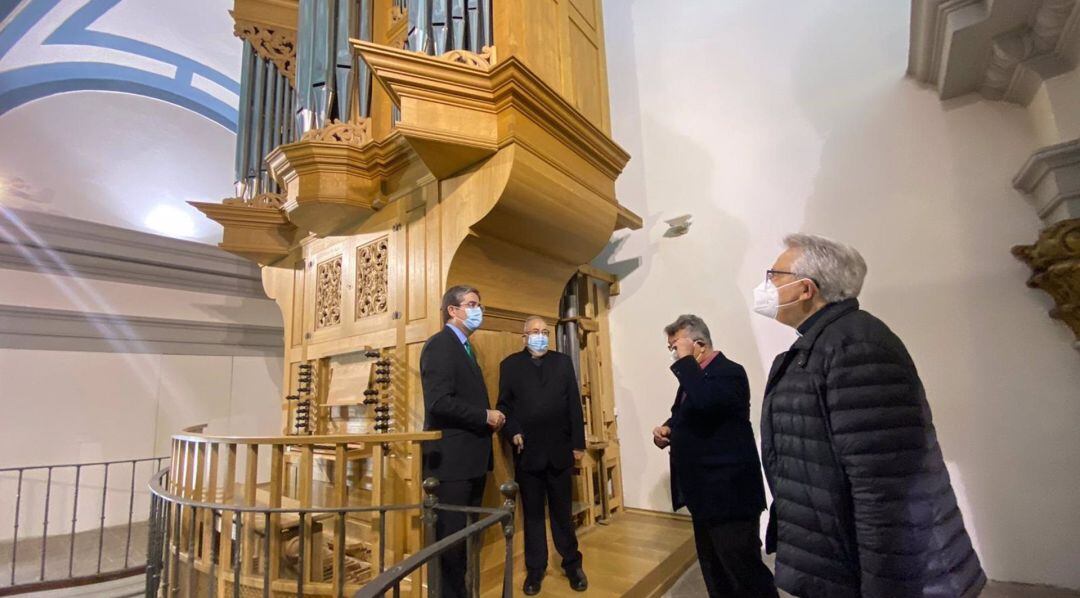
[0,350,282,541]
[0,252,284,542]
[602,0,1080,589]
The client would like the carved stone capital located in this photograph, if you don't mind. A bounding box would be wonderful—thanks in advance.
[1013,218,1080,346]
[909,0,1080,104]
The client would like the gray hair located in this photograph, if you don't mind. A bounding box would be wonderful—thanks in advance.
[440,284,481,323]
[783,233,867,303]
[663,314,712,346]
[523,315,548,332]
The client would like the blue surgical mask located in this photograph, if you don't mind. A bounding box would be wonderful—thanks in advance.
[463,306,483,331]
[527,334,549,354]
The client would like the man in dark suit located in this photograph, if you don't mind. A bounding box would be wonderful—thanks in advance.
[420,285,506,598]
[653,314,777,598]
[496,316,588,595]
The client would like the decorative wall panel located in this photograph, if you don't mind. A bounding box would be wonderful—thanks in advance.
[315,256,343,329]
[356,237,390,319]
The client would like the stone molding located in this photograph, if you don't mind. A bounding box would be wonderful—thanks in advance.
[0,304,284,356]
[0,208,268,298]
[1013,138,1080,223]
[909,0,1080,104]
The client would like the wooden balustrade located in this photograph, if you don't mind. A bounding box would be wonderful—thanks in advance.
[158,426,439,597]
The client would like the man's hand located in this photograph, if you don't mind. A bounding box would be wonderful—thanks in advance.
[672,336,697,359]
[487,409,506,431]
[573,450,585,461]
[512,434,525,453]
[652,425,671,449]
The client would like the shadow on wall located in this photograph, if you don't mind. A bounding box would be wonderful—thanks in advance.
[792,0,1080,588]
[606,109,766,511]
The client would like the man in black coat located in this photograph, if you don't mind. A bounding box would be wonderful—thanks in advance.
[496,316,588,595]
[420,285,506,598]
[754,234,985,598]
[653,314,777,598]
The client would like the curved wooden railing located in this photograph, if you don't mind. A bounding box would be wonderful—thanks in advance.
[152,427,442,597]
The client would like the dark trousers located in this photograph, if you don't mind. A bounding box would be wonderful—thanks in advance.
[434,476,486,598]
[517,464,582,577]
[693,515,778,598]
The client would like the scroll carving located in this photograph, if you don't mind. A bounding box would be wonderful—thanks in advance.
[234,20,297,82]
[356,237,390,319]
[315,256,343,330]
[390,5,406,26]
[437,45,497,70]
[222,193,285,209]
[1013,217,1080,344]
[300,118,373,147]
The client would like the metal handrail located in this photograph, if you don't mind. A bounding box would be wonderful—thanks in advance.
[0,455,170,596]
[353,479,518,598]
[145,470,519,598]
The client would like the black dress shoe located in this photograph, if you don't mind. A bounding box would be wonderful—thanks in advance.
[523,573,543,596]
[567,568,588,592]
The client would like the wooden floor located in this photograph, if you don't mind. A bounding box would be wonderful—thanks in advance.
[483,509,696,598]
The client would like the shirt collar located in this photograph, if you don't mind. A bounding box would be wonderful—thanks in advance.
[797,304,831,336]
[445,322,468,344]
[699,350,721,369]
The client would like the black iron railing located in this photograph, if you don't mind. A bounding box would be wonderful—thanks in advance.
[145,470,517,598]
[355,478,517,598]
[0,456,170,596]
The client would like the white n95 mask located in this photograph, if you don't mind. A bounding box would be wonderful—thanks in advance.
[752,279,807,319]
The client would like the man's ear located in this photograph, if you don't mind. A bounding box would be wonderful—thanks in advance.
[803,279,817,300]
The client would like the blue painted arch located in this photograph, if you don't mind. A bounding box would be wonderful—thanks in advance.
[0,0,240,131]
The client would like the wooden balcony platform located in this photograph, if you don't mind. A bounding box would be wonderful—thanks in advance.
[482,509,695,598]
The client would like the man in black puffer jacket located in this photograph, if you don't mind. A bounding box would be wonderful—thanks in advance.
[753,234,985,598]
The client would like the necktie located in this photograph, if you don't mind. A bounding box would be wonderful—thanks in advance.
[464,340,477,363]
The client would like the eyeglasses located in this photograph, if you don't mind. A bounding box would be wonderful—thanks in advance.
[765,269,799,282]
[524,330,551,337]
[455,301,483,311]
[667,334,703,352]
[765,270,820,289]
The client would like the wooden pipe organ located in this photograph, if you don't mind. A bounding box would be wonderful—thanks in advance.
[189,0,642,594]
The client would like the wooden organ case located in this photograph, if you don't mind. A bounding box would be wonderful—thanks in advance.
[191,0,642,594]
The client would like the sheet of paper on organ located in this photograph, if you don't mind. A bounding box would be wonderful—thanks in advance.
[324,351,375,406]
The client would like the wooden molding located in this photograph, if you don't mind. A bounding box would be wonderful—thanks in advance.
[1012,217,1080,347]
[229,0,298,33]
[353,40,634,199]
[352,41,639,319]
[189,199,298,266]
[265,127,418,237]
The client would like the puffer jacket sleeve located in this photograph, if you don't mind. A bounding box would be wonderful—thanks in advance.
[824,340,933,597]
